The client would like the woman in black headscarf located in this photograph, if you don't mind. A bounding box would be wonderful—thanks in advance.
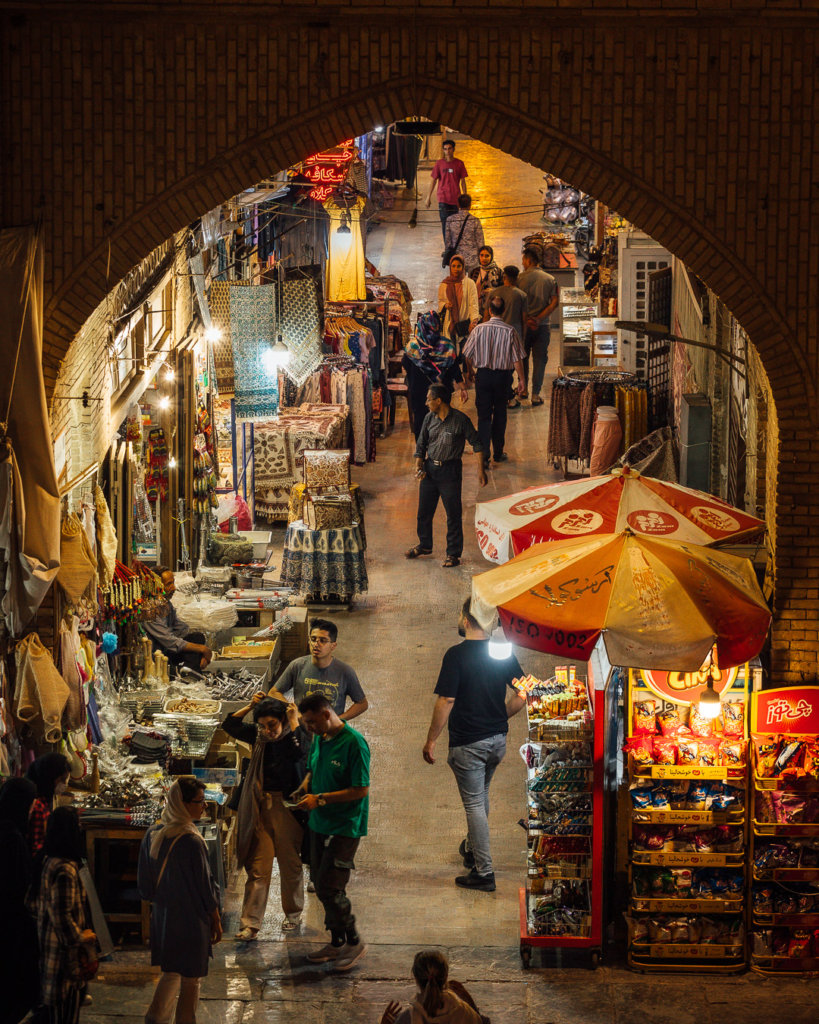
[0,777,41,1024]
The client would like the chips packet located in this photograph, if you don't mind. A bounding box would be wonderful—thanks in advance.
[689,706,714,737]
[678,737,700,765]
[657,707,683,736]
[719,737,746,767]
[721,701,745,737]
[653,737,678,766]
[633,699,656,735]
[774,739,805,778]
[624,735,654,768]
[698,736,721,767]
[753,735,780,777]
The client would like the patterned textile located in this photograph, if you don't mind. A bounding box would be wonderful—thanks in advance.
[253,405,348,521]
[303,449,350,489]
[405,311,457,378]
[208,280,249,395]
[288,482,366,548]
[281,521,368,599]
[280,276,324,387]
[229,284,279,421]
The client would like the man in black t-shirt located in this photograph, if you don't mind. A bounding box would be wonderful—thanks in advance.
[422,599,525,891]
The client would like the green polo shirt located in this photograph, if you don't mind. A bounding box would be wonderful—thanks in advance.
[307,723,370,838]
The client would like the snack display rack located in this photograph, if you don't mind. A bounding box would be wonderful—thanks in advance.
[748,686,819,977]
[624,665,750,973]
[517,666,604,968]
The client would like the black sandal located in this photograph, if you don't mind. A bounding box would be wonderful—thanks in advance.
[442,556,460,568]
[405,545,432,559]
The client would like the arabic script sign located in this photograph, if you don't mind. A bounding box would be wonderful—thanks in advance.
[751,687,819,735]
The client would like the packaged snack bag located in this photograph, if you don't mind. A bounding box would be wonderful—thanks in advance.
[752,930,772,955]
[669,917,689,942]
[772,792,807,825]
[651,787,672,810]
[693,829,719,853]
[678,737,700,765]
[721,701,745,737]
[630,786,653,808]
[754,790,775,822]
[624,735,654,769]
[657,707,682,736]
[753,735,780,777]
[715,825,744,853]
[653,737,678,766]
[689,706,714,737]
[687,782,710,810]
[647,918,672,942]
[699,917,719,943]
[788,931,811,957]
[752,886,773,913]
[804,741,819,781]
[698,736,721,767]
[625,915,648,943]
[633,699,656,735]
[719,737,746,767]
[687,917,703,943]
[774,739,805,778]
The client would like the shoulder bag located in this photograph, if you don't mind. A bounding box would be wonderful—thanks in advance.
[441,214,471,269]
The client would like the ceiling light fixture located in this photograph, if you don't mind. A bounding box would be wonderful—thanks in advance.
[204,325,222,343]
[697,669,722,720]
[158,395,170,410]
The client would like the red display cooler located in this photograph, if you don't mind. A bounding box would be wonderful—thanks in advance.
[518,666,604,969]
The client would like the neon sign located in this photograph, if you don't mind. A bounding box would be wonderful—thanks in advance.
[299,140,356,200]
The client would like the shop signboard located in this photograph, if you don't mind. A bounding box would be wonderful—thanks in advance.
[300,140,355,201]
[750,686,819,736]
[639,664,739,706]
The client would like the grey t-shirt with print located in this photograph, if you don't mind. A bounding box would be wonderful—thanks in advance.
[273,655,365,715]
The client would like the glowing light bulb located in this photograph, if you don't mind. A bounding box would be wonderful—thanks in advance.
[697,681,722,720]
[204,326,222,343]
[168,456,177,469]
[488,628,513,660]
[158,395,170,410]
[163,365,175,382]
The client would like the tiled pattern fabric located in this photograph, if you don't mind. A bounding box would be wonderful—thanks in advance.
[229,284,279,421]
[208,280,249,395]
[280,275,324,387]
[281,521,368,599]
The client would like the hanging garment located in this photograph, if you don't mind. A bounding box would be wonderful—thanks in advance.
[324,196,367,301]
[207,280,250,394]
[279,275,323,386]
[60,615,86,731]
[94,485,117,588]
[56,513,97,604]
[229,284,280,421]
[13,633,70,744]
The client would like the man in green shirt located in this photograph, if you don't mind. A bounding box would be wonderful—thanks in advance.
[295,693,370,972]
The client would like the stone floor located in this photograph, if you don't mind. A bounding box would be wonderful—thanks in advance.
[87,141,818,1022]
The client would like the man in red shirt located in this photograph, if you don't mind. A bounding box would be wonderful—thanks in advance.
[426,139,468,240]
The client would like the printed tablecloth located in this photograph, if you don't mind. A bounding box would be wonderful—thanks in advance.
[281,520,368,599]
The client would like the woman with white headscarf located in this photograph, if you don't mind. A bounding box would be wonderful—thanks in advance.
[138,777,221,1024]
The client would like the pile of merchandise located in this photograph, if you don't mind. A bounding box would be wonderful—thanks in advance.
[624,697,747,770]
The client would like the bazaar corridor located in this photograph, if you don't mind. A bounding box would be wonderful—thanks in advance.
[81,143,817,1024]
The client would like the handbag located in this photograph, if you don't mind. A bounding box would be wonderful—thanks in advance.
[441,214,471,268]
[206,531,253,565]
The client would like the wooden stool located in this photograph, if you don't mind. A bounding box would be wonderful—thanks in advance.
[387,380,413,434]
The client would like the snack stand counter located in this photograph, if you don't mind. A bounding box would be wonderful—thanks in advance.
[748,686,819,977]
[624,665,750,973]
[517,664,604,969]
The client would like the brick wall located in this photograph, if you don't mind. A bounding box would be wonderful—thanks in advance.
[2,1,819,678]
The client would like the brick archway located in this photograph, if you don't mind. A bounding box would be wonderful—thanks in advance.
[45,78,809,423]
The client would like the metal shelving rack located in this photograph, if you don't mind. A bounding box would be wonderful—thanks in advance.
[519,672,604,969]
[748,686,819,978]
[625,668,750,973]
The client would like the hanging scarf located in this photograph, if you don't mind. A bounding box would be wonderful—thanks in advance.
[444,275,463,318]
[406,311,457,379]
[235,734,266,869]
[149,780,206,858]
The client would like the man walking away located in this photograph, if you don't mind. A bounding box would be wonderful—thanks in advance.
[427,139,468,241]
[295,694,370,972]
[487,266,529,409]
[518,246,558,405]
[406,384,487,569]
[443,195,485,274]
[423,600,524,891]
[462,296,525,467]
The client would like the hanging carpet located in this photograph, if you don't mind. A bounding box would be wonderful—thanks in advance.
[207,279,249,395]
[229,284,280,422]
[279,275,324,387]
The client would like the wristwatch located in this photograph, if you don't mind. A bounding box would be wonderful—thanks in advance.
[316,794,327,806]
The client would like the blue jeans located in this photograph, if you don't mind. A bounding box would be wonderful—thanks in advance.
[438,202,458,241]
[447,733,507,875]
[523,322,551,396]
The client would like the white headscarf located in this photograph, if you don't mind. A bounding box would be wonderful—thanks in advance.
[149,779,205,858]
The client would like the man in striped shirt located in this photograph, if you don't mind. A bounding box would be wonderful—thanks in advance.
[462,296,526,466]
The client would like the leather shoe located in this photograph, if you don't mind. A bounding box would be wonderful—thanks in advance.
[455,869,496,892]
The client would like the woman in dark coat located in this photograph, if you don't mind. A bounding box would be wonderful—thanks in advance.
[0,777,41,1024]
[138,777,221,1024]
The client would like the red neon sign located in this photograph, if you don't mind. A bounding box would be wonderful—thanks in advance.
[300,141,356,200]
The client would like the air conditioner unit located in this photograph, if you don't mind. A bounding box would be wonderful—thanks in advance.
[680,393,711,491]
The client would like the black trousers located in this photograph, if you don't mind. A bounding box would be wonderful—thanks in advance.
[310,830,361,941]
[416,459,463,558]
[475,368,512,461]
[166,630,207,672]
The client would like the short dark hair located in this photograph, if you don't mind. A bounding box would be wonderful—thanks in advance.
[44,806,84,863]
[253,698,287,723]
[309,618,338,642]
[522,246,540,263]
[503,264,520,283]
[298,693,331,715]
[479,245,494,259]
[489,295,506,316]
[460,598,481,631]
[176,775,206,804]
[457,194,472,210]
[427,383,452,404]
[442,139,455,149]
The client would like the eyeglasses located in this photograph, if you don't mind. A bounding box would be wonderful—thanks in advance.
[188,797,206,804]
[309,637,333,645]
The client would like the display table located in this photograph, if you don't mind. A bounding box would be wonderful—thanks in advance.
[281,520,368,600]
[288,483,366,548]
